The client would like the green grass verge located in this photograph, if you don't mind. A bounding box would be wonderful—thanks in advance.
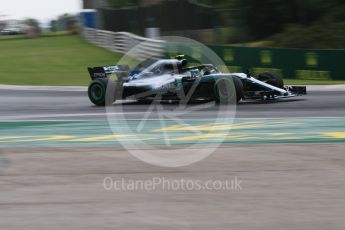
[0,34,344,86]
[0,35,122,86]
[284,79,345,85]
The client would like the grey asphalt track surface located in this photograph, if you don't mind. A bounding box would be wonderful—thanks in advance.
[0,87,345,120]
[1,86,345,230]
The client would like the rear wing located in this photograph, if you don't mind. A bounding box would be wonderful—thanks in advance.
[87,65,130,80]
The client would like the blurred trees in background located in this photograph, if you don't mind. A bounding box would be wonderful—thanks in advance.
[107,0,345,48]
[57,14,78,34]
[0,21,6,31]
[109,0,140,7]
[237,0,345,38]
[24,18,41,38]
[197,0,345,48]
[50,14,78,34]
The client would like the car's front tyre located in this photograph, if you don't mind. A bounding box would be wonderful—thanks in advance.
[214,76,243,104]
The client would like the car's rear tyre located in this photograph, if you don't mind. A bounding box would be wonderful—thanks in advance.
[258,71,284,89]
[214,77,243,104]
[88,79,108,106]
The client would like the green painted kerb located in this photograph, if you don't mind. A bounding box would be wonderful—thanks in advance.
[0,118,344,147]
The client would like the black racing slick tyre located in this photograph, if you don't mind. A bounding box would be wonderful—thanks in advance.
[233,76,244,102]
[214,77,244,104]
[258,71,284,89]
[88,79,108,106]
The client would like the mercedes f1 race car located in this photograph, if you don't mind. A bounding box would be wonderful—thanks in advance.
[87,57,306,106]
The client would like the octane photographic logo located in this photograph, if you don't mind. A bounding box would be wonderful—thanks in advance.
[105,36,237,167]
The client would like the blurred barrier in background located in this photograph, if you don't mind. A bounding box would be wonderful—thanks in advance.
[83,28,345,80]
[211,45,345,80]
[167,43,345,80]
[83,28,165,60]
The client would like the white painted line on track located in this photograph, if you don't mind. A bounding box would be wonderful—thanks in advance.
[307,85,345,91]
[0,111,214,120]
[0,114,343,122]
[1,84,345,92]
[0,112,123,120]
[0,85,87,92]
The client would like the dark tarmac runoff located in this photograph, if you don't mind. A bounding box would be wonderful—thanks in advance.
[0,85,345,230]
[0,86,344,120]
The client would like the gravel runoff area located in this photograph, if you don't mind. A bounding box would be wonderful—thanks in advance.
[1,144,345,230]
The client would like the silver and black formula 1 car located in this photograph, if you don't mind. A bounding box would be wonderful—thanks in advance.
[87,57,306,106]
